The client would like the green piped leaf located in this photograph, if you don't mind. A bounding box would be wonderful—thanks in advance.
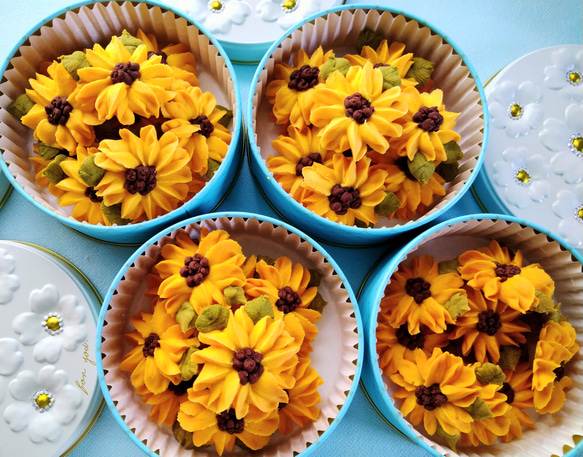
[118,29,144,54]
[37,141,65,161]
[224,286,247,307]
[443,292,470,322]
[59,50,90,81]
[438,258,460,275]
[378,65,402,90]
[307,292,327,314]
[101,202,132,226]
[256,255,275,266]
[8,94,35,119]
[175,302,198,333]
[320,57,351,81]
[354,218,375,228]
[244,296,274,324]
[498,345,522,371]
[375,191,401,216]
[405,57,434,87]
[307,269,322,288]
[435,161,459,183]
[42,154,68,184]
[475,363,506,386]
[533,290,557,313]
[78,154,105,187]
[356,28,384,54]
[464,397,494,421]
[408,152,435,184]
[216,104,233,128]
[436,423,460,452]
[443,141,464,163]
[205,158,220,180]
[196,304,229,333]
[178,346,199,381]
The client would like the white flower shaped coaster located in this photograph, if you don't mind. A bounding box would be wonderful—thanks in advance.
[474,44,583,252]
[0,241,102,457]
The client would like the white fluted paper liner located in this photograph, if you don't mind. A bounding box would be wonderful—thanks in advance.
[250,7,485,229]
[0,1,237,228]
[100,215,360,456]
[375,217,583,457]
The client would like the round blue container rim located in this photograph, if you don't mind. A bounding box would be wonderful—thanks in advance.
[95,210,364,457]
[246,3,490,242]
[0,0,242,241]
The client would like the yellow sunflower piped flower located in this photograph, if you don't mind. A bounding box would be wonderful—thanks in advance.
[391,86,461,162]
[300,154,388,227]
[500,362,535,443]
[136,378,192,428]
[155,229,247,316]
[21,61,95,152]
[458,240,555,313]
[93,125,191,221]
[309,61,407,161]
[380,254,463,334]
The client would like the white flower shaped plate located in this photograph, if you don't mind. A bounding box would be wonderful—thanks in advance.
[0,240,102,457]
[473,44,583,253]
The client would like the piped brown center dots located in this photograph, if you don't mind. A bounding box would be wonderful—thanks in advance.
[111,62,141,85]
[190,114,214,138]
[396,324,426,350]
[84,186,103,203]
[216,409,244,435]
[125,165,157,195]
[413,106,444,132]
[167,378,195,397]
[494,262,521,282]
[373,62,389,68]
[45,96,73,126]
[476,310,502,336]
[180,253,210,287]
[147,50,168,65]
[232,348,264,385]
[143,333,160,357]
[405,277,431,304]
[554,364,566,381]
[295,152,322,176]
[344,93,374,124]
[288,65,319,91]
[500,382,515,404]
[328,184,362,215]
[276,286,302,313]
[415,383,448,410]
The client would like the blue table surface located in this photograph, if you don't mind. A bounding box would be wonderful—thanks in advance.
[0,1,581,456]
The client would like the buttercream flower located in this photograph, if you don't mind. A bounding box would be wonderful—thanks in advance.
[544,46,583,102]
[391,86,461,162]
[119,299,198,394]
[155,229,247,315]
[458,239,555,313]
[20,61,95,152]
[161,85,231,174]
[551,185,583,249]
[539,103,583,184]
[177,402,278,456]
[499,362,535,443]
[490,146,551,209]
[390,348,482,436]
[12,284,86,364]
[448,287,530,364]
[266,46,333,129]
[488,80,544,138]
[136,378,192,428]
[532,320,579,414]
[3,365,83,443]
[94,125,192,221]
[300,154,388,226]
[267,125,332,200]
[393,169,446,220]
[380,254,462,334]
[75,36,173,125]
[188,307,302,419]
[309,62,407,160]
[0,248,19,305]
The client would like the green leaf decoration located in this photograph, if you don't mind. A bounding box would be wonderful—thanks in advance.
[78,154,105,187]
[378,65,402,90]
[224,286,247,307]
[443,292,470,322]
[533,290,557,313]
[42,154,68,184]
[7,94,35,119]
[38,141,65,161]
[205,158,221,180]
[356,28,385,54]
[175,302,198,333]
[256,255,275,266]
[101,202,132,226]
[172,421,195,450]
[320,57,351,81]
[438,258,460,275]
[547,302,567,323]
[216,104,234,128]
[475,363,506,386]
[118,29,144,54]
[436,423,460,452]
[307,292,327,314]
[178,346,199,381]
[408,152,436,184]
[354,218,375,228]
[405,57,434,87]
[464,397,494,421]
[196,304,229,333]
[244,296,274,324]
[443,141,464,163]
[435,161,459,183]
[307,269,322,288]
[498,345,522,371]
[59,50,90,81]
[375,191,401,216]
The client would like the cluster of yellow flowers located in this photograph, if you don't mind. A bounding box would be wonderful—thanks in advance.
[265,29,462,227]
[376,239,579,450]
[9,30,232,226]
[120,228,326,455]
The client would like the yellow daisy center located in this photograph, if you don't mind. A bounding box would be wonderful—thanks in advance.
[567,70,581,85]
[282,0,298,12]
[209,0,224,12]
[509,103,523,119]
[45,316,61,332]
[515,169,531,184]
[32,390,53,411]
[577,205,583,221]
[571,135,583,155]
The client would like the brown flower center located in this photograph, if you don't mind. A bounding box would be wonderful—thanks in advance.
[413,106,444,132]
[125,165,157,196]
[147,50,168,65]
[328,184,362,215]
[276,286,302,313]
[45,96,73,126]
[500,382,515,404]
[288,65,319,91]
[167,378,195,396]
[295,152,322,176]
[494,262,521,282]
[111,62,141,85]
[415,383,448,410]
[554,364,566,381]
[216,408,244,435]
[84,186,103,203]
[190,114,214,138]
[476,310,502,336]
[396,324,426,350]
[180,253,210,287]
[405,277,431,304]
[232,348,264,385]
[344,93,374,124]
[142,333,160,357]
